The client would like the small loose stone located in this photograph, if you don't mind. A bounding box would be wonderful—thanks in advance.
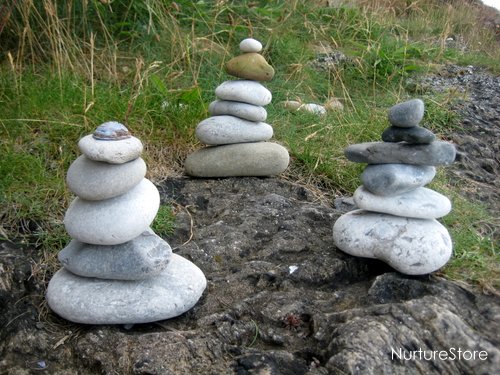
[239,38,263,53]
[388,98,425,128]
[93,121,131,140]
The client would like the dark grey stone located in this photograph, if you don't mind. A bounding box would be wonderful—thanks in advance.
[361,164,436,196]
[58,229,172,280]
[388,98,424,127]
[382,125,436,144]
[345,141,456,165]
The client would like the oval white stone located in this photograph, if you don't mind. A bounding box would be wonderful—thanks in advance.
[215,80,272,106]
[239,38,262,53]
[64,178,160,245]
[208,100,267,122]
[353,186,452,219]
[78,134,143,164]
[333,209,453,275]
[196,115,273,145]
[185,142,289,177]
[66,155,146,200]
[46,254,207,324]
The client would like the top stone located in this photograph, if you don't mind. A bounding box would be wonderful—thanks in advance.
[93,121,131,140]
[239,38,262,53]
[388,99,425,128]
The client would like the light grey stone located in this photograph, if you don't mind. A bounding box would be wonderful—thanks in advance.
[388,99,424,128]
[185,142,289,177]
[78,134,143,164]
[215,80,272,106]
[66,155,146,200]
[239,38,262,53]
[353,186,452,219]
[93,121,131,140]
[196,115,273,145]
[208,100,267,122]
[333,209,453,275]
[344,141,456,165]
[58,229,172,280]
[46,254,207,324]
[361,164,436,196]
[301,103,327,115]
[381,125,436,144]
[64,179,160,245]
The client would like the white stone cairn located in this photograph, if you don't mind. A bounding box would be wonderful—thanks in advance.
[333,99,457,275]
[46,121,206,324]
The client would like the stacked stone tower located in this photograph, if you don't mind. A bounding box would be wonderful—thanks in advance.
[333,99,456,275]
[185,38,289,177]
[46,122,206,324]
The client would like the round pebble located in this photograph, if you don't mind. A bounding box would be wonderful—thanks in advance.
[209,100,267,122]
[333,210,453,275]
[388,98,425,128]
[46,254,207,324]
[93,121,131,140]
[58,229,172,280]
[215,80,272,106]
[64,178,160,245]
[239,38,262,53]
[66,155,146,200]
[353,186,452,219]
[196,115,273,145]
[78,134,143,164]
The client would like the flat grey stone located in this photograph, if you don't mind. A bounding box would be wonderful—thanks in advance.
[46,254,206,324]
[208,100,267,122]
[353,186,452,219]
[64,179,160,245]
[196,115,273,145]
[388,99,424,128]
[215,80,272,106]
[78,134,143,164]
[333,209,452,275]
[239,38,262,53]
[361,164,436,196]
[58,229,172,280]
[66,155,146,200]
[381,125,436,144]
[344,141,456,165]
[185,142,289,177]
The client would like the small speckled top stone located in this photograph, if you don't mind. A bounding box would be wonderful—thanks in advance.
[93,121,131,140]
[239,38,262,53]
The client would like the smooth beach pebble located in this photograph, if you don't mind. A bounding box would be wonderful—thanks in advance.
[215,80,272,106]
[78,134,143,164]
[208,100,267,122]
[239,38,263,53]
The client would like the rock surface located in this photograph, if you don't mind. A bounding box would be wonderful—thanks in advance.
[0,178,498,374]
[58,229,172,280]
[46,254,206,324]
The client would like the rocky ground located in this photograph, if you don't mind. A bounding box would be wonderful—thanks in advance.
[1,56,499,375]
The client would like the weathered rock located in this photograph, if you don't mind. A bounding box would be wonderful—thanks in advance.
[64,178,160,245]
[58,229,172,280]
[1,178,498,374]
[78,134,143,164]
[333,209,452,275]
[361,164,436,196]
[239,38,262,53]
[215,80,272,106]
[345,141,456,165]
[225,52,275,81]
[66,155,146,200]
[209,100,267,122]
[388,98,425,128]
[353,186,451,219]
[382,125,436,144]
[185,142,289,177]
[46,254,206,324]
[195,115,273,145]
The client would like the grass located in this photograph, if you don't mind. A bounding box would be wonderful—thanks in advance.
[0,0,498,289]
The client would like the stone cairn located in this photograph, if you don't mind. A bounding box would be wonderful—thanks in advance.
[46,122,206,324]
[333,99,456,275]
[185,38,289,177]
